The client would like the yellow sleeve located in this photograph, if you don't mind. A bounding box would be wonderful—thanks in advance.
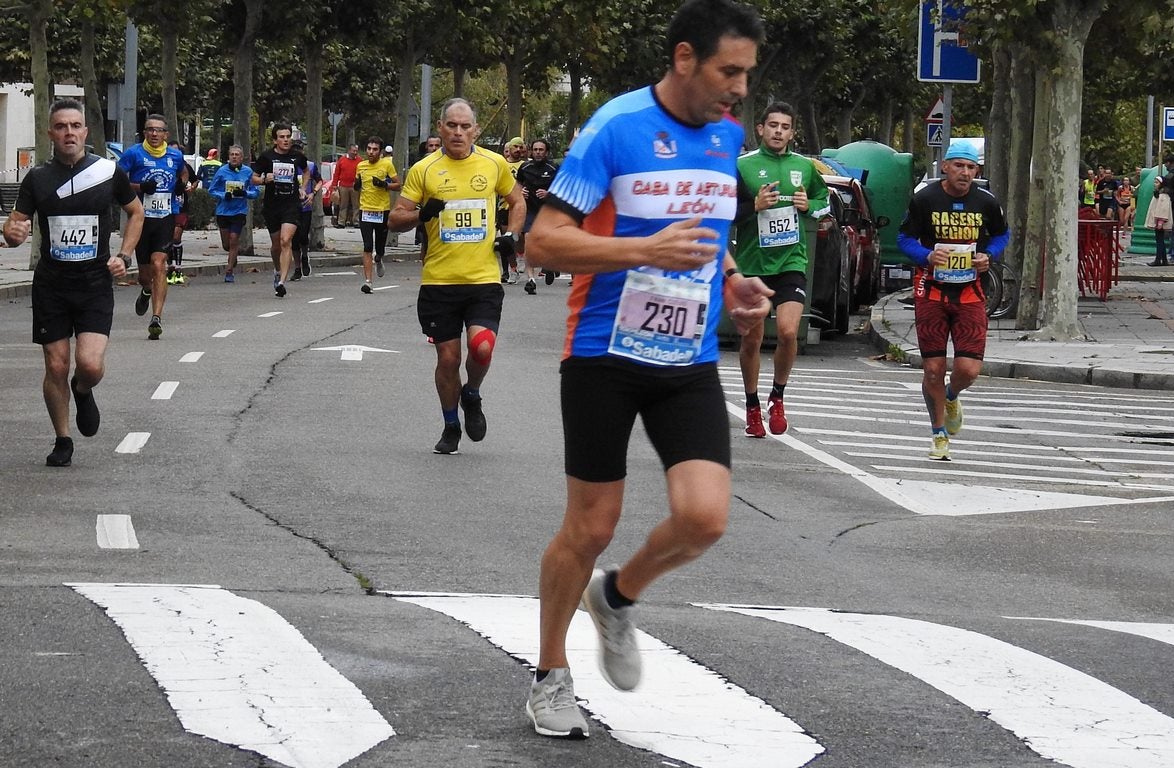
[401,161,424,204]
[495,154,515,197]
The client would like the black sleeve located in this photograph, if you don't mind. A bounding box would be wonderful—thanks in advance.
[542,195,586,226]
[14,171,37,216]
[251,153,271,175]
[734,172,756,224]
[113,167,136,206]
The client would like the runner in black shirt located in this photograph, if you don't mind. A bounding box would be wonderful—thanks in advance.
[1,98,143,466]
[251,122,309,296]
[515,138,559,291]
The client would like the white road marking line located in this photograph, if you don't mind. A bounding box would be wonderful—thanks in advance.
[871,464,1174,494]
[68,583,394,768]
[1010,617,1174,647]
[780,394,1174,423]
[178,351,203,363]
[701,605,1174,768]
[799,428,1174,455]
[823,440,1084,462]
[388,592,823,768]
[212,330,235,338]
[313,345,400,361]
[151,381,179,400]
[851,451,1174,479]
[257,311,283,318]
[96,515,138,549]
[115,432,150,454]
[307,297,334,304]
[317,270,357,276]
[783,400,1168,431]
[372,284,398,291]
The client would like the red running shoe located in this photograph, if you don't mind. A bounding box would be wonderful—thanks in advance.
[767,395,788,434]
[745,406,766,438]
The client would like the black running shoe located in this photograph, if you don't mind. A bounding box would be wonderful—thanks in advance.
[433,423,462,454]
[301,253,312,276]
[46,436,74,467]
[524,279,537,295]
[461,390,487,442]
[545,270,556,286]
[148,315,162,340]
[276,282,287,298]
[361,282,373,294]
[71,377,100,437]
[135,289,151,316]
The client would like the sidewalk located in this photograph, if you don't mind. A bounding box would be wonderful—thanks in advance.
[868,242,1174,391]
[0,224,419,301]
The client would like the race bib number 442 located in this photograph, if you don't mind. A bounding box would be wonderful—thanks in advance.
[47,215,99,262]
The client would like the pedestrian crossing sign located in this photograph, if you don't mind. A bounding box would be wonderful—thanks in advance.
[927,124,944,147]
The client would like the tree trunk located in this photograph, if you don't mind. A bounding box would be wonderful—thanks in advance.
[1006,48,1035,327]
[1024,1,1102,341]
[902,105,915,154]
[28,0,51,270]
[505,48,524,140]
[453,62,466,98]
[878,98,894,147]
[394,44,416,196]
[233,0,263,256]
[211,111,222,154]
[161,26,179,141]
[802,100,821,154]
[80,16,106,155]
[986,42,1011,204]
[305,40,325,249]
[567,58,582,149]
[1019,68,1051,331]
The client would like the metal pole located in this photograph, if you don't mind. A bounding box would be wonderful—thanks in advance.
[941,84,953,166]
[1146,95,1154,169]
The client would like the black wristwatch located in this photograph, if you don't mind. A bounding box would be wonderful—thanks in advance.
[117,253,132,269]
[724,267,742,278]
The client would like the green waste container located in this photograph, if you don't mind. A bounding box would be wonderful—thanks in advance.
[822,140,915,293]
[1128,166,1162,256]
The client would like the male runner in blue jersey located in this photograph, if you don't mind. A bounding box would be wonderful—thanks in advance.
[522,0,771,739]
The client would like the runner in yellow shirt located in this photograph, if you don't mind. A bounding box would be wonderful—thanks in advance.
[389,98,525,454]
[353,136,400,292]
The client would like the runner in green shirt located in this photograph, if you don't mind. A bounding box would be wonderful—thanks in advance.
[732,101,829,437]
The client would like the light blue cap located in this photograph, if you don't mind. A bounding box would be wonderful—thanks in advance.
[944,141,980,163]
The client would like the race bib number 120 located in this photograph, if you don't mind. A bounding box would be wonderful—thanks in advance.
[932,242,977,283]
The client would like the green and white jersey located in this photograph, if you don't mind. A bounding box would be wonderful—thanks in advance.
[733,146,830,276]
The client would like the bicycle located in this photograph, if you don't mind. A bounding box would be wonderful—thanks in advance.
[982,259,1019,320]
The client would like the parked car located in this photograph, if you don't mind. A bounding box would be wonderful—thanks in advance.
[318,161,336,215]
[822,174,888,309]
[808,193,853,335]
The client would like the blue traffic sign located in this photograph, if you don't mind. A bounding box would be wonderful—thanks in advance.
[1164,107,1174,142]
[927,124,944,147]
[917,0,981,83]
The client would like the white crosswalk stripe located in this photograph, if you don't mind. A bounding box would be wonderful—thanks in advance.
[721,365,1174,515]
[49,585,1174,768]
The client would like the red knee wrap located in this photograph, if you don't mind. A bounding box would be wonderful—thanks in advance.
[468,328,496,366]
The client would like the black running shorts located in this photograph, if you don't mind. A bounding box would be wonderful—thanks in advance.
[263,200,301,232]
[560,359,731,483]
[31,264,114,344]
[751,270,807,308]
[416,284,505,343]
[135,216,174,263]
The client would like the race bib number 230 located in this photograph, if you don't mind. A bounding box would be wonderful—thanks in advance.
[609,271,708,366]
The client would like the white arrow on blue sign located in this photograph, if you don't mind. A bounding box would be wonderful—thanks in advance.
[917,0,981,83]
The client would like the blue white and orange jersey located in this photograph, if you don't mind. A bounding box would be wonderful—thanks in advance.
[545,86,742,366]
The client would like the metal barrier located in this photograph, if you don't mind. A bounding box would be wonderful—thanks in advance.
[1076,207,1120,301]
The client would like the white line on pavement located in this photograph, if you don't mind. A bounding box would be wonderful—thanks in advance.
[115,432,150,454]
[151,382,179,400]
[373,284,398,291]
[212,330,235,338]
[95,515,138,549]
[701,605,1174,768]
[178,352,203,363]
[1009,617,1174,646]
[389,592,823,768]
[318,271,356,276]
[307,297,334,304]
[67,583,394,768]
[257,311,283,318]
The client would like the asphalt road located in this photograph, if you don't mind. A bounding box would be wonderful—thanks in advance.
[2,262,1172,768]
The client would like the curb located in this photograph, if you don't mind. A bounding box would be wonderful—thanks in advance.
[867,291,1174,392]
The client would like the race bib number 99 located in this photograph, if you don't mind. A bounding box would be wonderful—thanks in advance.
[47,215,99,262]
[439,199,488,243]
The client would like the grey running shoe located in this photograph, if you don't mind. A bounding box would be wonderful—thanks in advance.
[526,668,589,739]
[376,256,385,278]
[581,568,641,691]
